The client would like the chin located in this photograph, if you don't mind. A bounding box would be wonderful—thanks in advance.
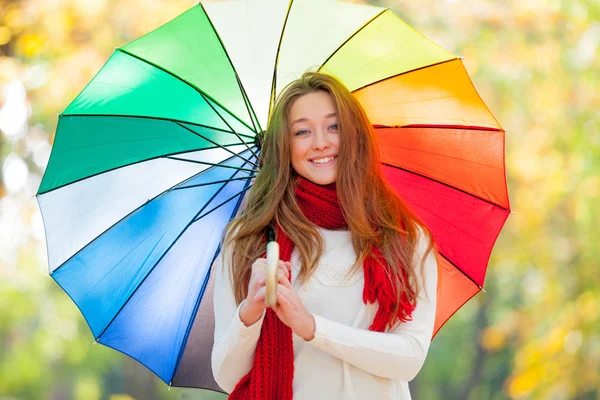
[306,175,336,185]
[292,164,338,185]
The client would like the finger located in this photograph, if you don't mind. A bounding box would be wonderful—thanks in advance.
[280,260,294,277]
[284,262,292,279]
[276,284,296,305]
[258,274,289,306]
[250,274,266,291]
[278,275,293,290]
[277,270,290,285]
[252,258,267,270]
[277,260,286,269]
[276,290,294,309]
[253,287,266,303]
[277,261,288,278]
[252,260,268,279]
[250,266,266,281]
[271,303,280,314]
[275,283,293,302]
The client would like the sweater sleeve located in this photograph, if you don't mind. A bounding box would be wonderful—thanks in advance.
[307,230,438,382]
[211,243,266,393]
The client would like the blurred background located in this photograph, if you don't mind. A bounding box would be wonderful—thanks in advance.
[0,0,598,399]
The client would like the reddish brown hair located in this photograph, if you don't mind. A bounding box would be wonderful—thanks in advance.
[224,72,434,328]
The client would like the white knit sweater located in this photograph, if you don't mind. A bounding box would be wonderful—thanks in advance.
[212,227,438,399]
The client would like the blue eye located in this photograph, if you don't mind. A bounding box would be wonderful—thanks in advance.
[295,130,309,136]
[329,124,339,130]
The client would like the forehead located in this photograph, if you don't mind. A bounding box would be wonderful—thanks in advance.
[289,91,337,124]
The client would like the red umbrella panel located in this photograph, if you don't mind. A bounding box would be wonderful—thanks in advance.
[351,60,510,337]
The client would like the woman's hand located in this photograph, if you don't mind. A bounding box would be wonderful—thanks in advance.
[254,272,316,341]
[240,258,292,327]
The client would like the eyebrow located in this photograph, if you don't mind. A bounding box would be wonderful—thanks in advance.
[291,112,337,126]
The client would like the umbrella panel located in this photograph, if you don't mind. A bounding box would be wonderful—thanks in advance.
[383,166,509,286]
[433,255,480,337]
[353,59,502,130]
[376,126,509,209]
[52,150,256,384]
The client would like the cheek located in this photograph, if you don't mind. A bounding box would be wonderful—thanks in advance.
[332,133,341,148]
[333,139,340,153]
[290,139,306,166]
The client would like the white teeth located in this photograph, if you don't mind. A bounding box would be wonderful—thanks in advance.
[312,156,335,164]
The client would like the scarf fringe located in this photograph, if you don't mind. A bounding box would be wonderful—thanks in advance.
[363,248,415,332]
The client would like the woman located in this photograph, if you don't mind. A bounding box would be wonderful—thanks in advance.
[211,72,438,399]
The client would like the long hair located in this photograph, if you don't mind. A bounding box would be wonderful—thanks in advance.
[223,72,435,328]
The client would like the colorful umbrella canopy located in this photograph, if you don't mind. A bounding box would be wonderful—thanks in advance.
[37,0,510,391]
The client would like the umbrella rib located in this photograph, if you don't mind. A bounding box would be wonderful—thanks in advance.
[175,122,258,168]
[268,0,294,119]
[84,324,183,387]
[437,250,485,291]
[94,162,252,343]
[381,162,510,211]
[118,48,257,135]
[460,59,504,131]
[315,9,460,95]
[61,113,255,139]
[47,150,256,275]
[430,271,481,339]
[165,156,258,173]
[192,184,253,223]
[428,251,484,339]
[381,124,502,132]
[172,176,255,191]
[198,1,263,133]
[236,72,261,134]
[350,58,459,94]
[170,251,220,387]
[317,8,388,72]
[199,92,260,161]
[38,140,255,196]
[170,176,253,385]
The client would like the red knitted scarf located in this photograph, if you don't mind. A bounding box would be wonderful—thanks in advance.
[229,176,415,399]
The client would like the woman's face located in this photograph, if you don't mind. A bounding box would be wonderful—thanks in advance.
[288,91,340,185]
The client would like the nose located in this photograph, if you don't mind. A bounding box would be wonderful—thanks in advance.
[312,128,330,150]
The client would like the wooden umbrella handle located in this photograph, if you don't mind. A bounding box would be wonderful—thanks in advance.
[265,240,279,308]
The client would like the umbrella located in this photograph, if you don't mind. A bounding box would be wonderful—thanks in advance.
[36,0,510,392]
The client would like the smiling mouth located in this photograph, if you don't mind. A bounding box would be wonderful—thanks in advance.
[310,156,337,164]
